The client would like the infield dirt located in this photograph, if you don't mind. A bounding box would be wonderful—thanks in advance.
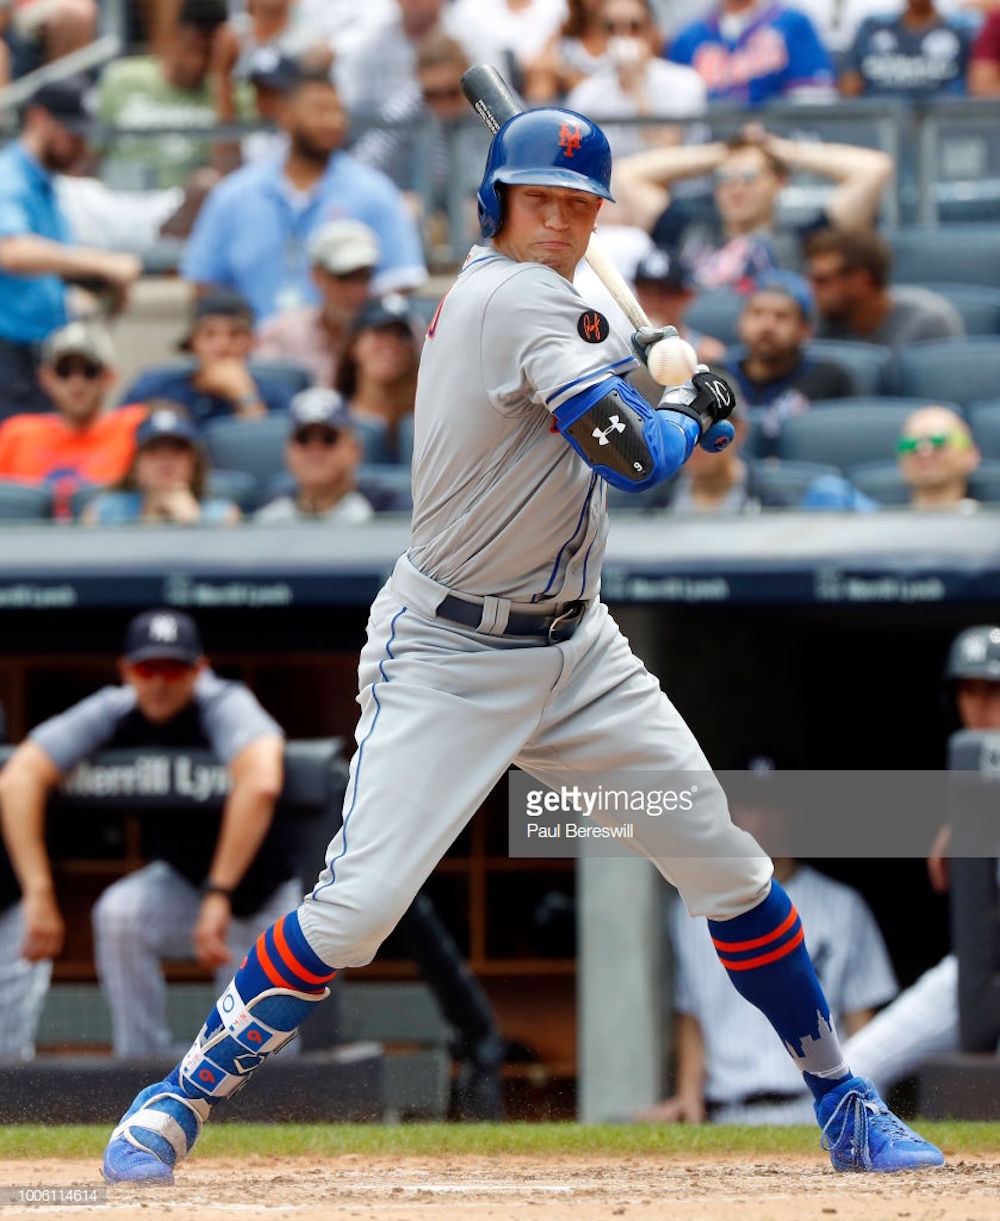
[2,1153,999,1220]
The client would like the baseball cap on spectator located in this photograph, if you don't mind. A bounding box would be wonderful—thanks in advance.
[355,294,423,340]
[123,608,204,665]
[179,290,255,350]
[288,387,352,437]
[41,321,116,369]
[750,270,815,322]
[307,220,380,277]
[136,406,202,449]
[634,246,694,291]
[246,46,302,92]
[29,75,94,134]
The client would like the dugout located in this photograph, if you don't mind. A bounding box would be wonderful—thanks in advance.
[0,511,995,1117]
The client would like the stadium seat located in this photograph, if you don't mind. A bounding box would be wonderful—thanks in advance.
[397,415,415,466]
[968,400,1000,458]
[914,284,1000,337]
[0,481,52,520]
[897,338,1000,407]
[804,341,897,395]
[350,416,393,465]
[686,289,745,347]
[777,402,921,470]
[207,469,259,512]
[889,225,1000,289]
[746,460,842,505]
[205,415,290,496]
[357,464,413,513]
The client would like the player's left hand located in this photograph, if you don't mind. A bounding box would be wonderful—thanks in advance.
[194,893,232,968]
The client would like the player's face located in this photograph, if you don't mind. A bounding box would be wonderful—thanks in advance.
[38,356,113,426]
[956,679,1000,731]
[714,148,780,230]
[312,266,373,326]
[121,657,205,723]
[494,184,602,280]
[739,292,809,361]
[190,316,254,363]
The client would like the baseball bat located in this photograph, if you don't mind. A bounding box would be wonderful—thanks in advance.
[460,64,653,333]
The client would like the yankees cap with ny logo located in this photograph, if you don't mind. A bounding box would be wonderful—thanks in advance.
[123,609,204,665]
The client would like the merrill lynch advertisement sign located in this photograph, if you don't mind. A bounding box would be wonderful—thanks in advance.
[60,754,230,804]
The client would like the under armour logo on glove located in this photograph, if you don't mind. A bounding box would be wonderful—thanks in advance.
[593,415,626,445]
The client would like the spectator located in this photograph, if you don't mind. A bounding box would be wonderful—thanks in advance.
[632,246,727,365]
[350,34,492,256]
[839,625,1000,1095]
[0,323,146,515]
[255,388,374,524]
[97,0,254,190]
[841,0,972,98]
[233,46,296,166]
[254,220,378,391]
[968,9,1000,95]
[523,0,613,102]
[213,0,336,85]
[612,129,893,289]
[181,66,427,320]
[448,0,568,81]
[81,406,241,526]
[0,608,300,1056]
[667,0,836,105]
[334,0,500,118]
[122,291,297,425]
[336,296,422,460]
[896,405,981,512]
[725,272,852,435]
[807,228,965,351]
[2,0,96,81]
[565,0,706,158]
[640,852,896,1124]
[0,77,142,416]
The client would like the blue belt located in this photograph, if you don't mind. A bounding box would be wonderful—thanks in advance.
[436,594,589,644]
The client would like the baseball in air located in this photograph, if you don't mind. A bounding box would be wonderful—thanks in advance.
[646,335,699,386]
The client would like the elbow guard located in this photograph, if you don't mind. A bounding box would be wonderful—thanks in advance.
[553,377,700,493]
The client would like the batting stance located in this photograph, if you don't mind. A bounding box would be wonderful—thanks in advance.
[103,109,942,1181]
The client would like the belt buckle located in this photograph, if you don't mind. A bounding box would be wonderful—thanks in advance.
[547,600,586,644]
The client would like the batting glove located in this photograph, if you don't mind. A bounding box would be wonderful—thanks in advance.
[630,324,680,367]
[658,366,737,442]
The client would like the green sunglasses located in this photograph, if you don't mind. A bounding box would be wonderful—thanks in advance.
[896,432,972,455]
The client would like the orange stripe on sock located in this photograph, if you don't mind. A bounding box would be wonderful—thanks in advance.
[272,916,337,986]
[711,905,799,953]
[717,925,805,972]
[254,931,290,988]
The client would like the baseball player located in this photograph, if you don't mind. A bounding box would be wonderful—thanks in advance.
[102,108,942,1182]
[841,625,1000,1091]
[0,609,301,1057]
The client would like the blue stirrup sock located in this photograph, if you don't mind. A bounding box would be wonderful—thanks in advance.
[173,909,337,1105]
[708,880,851,1103]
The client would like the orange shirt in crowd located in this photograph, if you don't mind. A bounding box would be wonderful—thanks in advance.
[0,404,147,515]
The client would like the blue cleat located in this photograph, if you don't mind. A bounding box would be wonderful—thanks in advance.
[102,1071,210,1185]
[816,1076,945,1173]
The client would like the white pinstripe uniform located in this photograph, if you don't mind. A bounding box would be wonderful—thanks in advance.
[0,902,52,1061]
[671,864,898,1124]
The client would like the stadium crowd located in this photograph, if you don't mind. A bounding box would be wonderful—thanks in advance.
[0,0,997,521]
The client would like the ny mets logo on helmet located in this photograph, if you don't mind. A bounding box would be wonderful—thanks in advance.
[558,121,582,158]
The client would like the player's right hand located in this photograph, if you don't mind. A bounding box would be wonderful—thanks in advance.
[21,889,65,962]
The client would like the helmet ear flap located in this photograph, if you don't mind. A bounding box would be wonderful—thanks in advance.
[477,180,503,239]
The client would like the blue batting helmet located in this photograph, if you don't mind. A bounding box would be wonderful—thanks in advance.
[477,107,615,239]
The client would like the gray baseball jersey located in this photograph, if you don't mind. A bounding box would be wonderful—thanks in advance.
[409,245,638,603]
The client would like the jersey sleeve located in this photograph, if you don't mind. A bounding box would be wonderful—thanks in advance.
[195,670,284,764]
[481,265,638,415]
[29,686,136,775]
